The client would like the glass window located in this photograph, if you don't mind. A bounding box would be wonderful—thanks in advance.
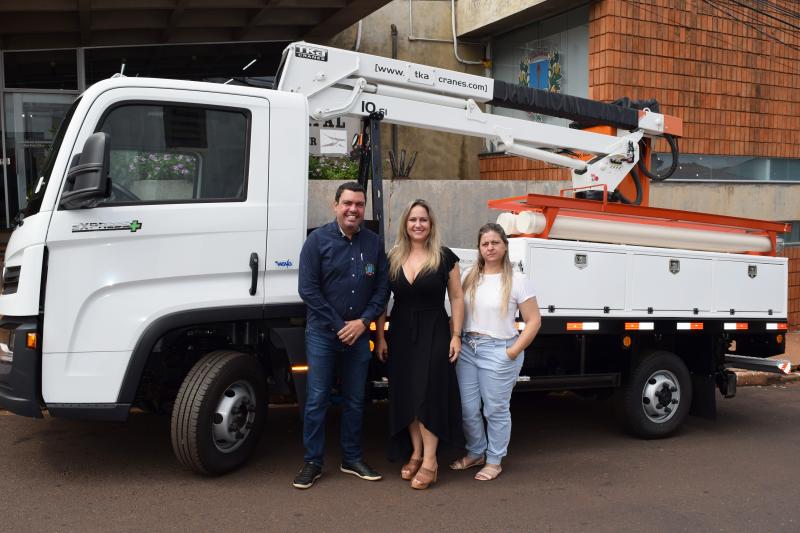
[782,221,800,245]
[651,153,800,182]
[3,50,78,90]
[3,93,76,226]
[491,5,589,127]
[94,104,249,204]
[21,97,81,219]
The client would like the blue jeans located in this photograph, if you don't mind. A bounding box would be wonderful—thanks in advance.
[456,334,524,465]
[303,328,372,466]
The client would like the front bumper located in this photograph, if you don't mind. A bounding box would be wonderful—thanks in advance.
[0,316,43,418]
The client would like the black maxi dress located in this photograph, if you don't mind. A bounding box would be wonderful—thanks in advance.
[387,247,464,460]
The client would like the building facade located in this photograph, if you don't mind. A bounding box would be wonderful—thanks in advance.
[0,0,392,229]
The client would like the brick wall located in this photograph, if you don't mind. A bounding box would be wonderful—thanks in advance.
[479,0,800,180]
[589,0,800,157]
[479,154,570,181]
[784,246,800,330]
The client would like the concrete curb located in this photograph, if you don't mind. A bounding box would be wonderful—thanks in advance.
[734,370,800,387]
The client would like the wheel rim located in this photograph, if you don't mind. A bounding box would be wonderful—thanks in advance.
[212,380,257,453]
[641,369,681,424]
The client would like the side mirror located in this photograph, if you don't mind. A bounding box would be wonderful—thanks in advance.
[59,132,111,209]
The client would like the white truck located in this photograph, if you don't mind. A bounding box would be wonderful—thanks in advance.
[0,42,790,475]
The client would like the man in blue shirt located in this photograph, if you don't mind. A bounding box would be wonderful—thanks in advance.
[293,182,390,489]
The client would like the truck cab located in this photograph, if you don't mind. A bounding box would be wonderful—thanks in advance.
[0,77,309,471]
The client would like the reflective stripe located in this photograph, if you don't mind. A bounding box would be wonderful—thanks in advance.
[724,323,749,330]
[677,322,704,330]
[625,322,654,330]
[566,322,599,331]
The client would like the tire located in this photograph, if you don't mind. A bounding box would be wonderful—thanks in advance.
[619,350,692,439]
[171,350,267,475]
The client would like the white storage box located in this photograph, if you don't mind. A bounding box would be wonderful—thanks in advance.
[457,238,787,319]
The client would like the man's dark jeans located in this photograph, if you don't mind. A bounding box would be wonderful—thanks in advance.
[303,327,372,466]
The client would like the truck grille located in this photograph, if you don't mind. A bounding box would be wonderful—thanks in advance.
[2,266,20,295]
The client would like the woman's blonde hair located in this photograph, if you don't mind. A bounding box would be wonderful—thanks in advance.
[462,223,513,316]
[387,199,442,280]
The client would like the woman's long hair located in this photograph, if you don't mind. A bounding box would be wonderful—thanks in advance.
[387,199,442,280]
[462,223,513,316]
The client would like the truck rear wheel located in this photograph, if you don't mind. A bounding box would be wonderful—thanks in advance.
[620,350,692,439]
[171,350,267,475]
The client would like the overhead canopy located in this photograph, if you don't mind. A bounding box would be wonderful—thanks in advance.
[0,0,391,51]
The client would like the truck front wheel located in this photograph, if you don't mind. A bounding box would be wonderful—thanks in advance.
[171,350,267,475]
[620,350,692,438]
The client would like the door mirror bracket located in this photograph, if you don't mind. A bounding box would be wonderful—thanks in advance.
[59,132,112,210]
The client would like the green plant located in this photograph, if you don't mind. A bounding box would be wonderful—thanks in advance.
[111,151,198,183]
[309,155,359,180]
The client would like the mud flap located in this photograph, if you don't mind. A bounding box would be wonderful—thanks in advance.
[716,369,737,398]
[270,327,307,410]
[689,372,717,420]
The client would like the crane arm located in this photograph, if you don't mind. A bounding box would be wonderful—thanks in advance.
[276,42,682,195]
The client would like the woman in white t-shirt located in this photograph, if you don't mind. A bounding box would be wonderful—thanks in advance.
[450,223,541,481]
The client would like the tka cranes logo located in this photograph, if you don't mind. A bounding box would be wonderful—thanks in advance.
[295,45,328,62]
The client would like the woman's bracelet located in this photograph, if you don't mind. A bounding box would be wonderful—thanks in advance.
[451,331,461,337]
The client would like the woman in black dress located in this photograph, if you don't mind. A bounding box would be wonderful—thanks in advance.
[375,199,464,489]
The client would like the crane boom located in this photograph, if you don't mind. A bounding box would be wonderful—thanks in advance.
[276,41,682,195]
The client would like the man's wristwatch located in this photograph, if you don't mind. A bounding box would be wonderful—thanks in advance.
[360,317,371,328]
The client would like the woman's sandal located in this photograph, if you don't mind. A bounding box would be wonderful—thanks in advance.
[410,465,438,489]
[449,455,485,470]
[401,458,423,480]
[474,464,502,481]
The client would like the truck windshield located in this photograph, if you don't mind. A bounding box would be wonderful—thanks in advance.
[22,96,81,217]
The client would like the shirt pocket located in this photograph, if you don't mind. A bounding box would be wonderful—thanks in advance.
[360,246,379,281]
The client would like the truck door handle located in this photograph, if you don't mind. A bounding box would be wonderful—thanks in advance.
[249,253,259,295]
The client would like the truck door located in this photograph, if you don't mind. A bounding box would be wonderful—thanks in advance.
[42,88,270,404]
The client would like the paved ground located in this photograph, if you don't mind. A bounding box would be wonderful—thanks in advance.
[1,382,799,532]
